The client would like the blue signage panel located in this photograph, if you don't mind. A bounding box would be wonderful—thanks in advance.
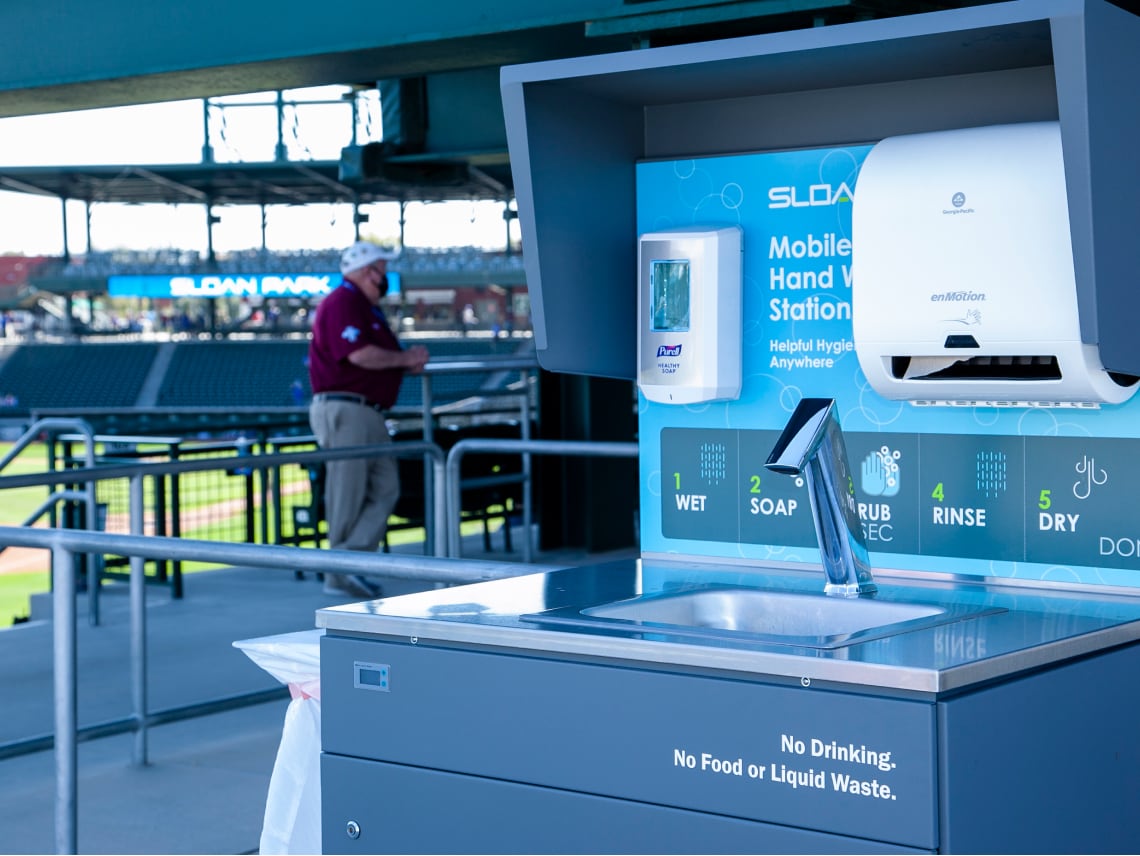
[637,147,1140,588]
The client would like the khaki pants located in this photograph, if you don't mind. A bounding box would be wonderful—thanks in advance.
[309,398,399,551]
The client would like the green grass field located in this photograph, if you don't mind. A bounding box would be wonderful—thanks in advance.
[0,442,319,627]
[0,442,56,626]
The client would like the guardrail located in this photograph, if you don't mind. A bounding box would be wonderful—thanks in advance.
[0,440,449,622]
[27,352,541,559]
[410,358,536,551]
[445,439,640,561]
[0,418,100,618]
[0,523,562,855]
[0,423,642,853]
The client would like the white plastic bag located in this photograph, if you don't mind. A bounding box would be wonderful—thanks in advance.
[234,629,323,855]
[234,629,322,701]
[259,695,322,854]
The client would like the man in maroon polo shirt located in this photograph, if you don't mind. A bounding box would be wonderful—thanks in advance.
[308,241,429,598]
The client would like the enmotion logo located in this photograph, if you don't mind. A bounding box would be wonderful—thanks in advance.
[930,291,986,302]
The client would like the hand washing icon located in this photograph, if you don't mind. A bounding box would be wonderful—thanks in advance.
[861,446,901,497]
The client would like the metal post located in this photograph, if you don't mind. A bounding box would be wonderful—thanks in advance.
[201,98,214,164]
[243,455,256,545]
[520,387,534,563]
[52,542,77,855]
[129,475,148,765]
[446,448,462,559]
[350,90,359,146]
[421,374,435,554]
[431,454,447,558]
[59,196,70,263]
[205,202,218,268]
[81,433,98,628]
[258,436,270,545]
[171,444,183,594]
[274,90,287,162]
[153,468,168,582]
[269,441,283,545]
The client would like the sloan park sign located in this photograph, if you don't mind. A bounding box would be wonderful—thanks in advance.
[107,272,400,299]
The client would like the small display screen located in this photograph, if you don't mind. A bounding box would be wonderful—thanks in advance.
[651,259,691,333]
[358,669,385,687]
[353,661,390,692]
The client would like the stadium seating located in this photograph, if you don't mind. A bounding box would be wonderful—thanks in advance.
[0,342,159,414]
[0,337,530,419]
[155,340,312,409]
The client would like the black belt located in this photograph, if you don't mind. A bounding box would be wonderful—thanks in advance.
[313,392,386,413]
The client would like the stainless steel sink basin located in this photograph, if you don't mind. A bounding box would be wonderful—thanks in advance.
[522,586,1004,649]
[583,589,943,637]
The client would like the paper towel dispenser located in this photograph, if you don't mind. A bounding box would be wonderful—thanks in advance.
[851,121,1140,407]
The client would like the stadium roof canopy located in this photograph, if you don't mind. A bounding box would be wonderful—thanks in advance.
[0,1,1038,209]
[0,155,514,208]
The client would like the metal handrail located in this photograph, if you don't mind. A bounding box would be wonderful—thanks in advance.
[0,441,449,555]
[415,361,536,553]
[0,523,562,855]
[0,440,441,491]
[445,438,640,561]
[0,418,101,622]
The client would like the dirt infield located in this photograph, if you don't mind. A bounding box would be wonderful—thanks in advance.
[0,520,50,575]
[0,481,312,576]
[0,545,48,575]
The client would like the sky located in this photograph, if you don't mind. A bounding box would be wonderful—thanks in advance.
[0,86,518,257]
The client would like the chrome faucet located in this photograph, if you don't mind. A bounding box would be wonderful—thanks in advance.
[765,398,876,598]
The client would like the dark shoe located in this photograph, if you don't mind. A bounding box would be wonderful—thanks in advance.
[322,573,384,599]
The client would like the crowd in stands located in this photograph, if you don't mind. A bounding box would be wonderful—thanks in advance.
[1,246,530,344]
[50,246,525,277]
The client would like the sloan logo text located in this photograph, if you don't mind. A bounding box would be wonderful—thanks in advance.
[768,182,854,209]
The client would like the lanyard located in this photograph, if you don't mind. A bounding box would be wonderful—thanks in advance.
[340,280,391,327]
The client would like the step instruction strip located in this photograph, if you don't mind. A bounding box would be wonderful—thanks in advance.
[661,428,1140,571]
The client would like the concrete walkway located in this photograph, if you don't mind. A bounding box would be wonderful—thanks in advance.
[0,535,635,855]
[0,566,353,855]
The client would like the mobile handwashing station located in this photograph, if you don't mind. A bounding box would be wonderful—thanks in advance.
[315,2,1140,853]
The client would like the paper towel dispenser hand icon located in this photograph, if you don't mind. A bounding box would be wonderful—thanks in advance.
[851,121,1140,407]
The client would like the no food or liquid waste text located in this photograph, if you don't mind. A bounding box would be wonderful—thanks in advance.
[673,733,898,800]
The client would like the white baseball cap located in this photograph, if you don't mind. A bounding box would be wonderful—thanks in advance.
[340,241,398,275]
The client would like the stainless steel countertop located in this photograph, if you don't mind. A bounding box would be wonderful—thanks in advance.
[316,559,1140,694]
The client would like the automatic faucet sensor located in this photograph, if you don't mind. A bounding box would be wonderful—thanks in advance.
[765,398,876,598]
